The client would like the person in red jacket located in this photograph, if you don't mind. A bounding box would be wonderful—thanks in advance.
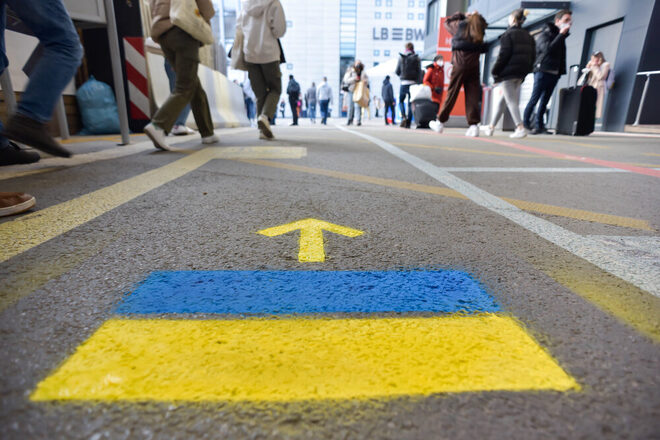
[423,54,445,120]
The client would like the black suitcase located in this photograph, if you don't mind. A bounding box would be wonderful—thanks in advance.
[556,64,597,136]
[412,99,439,128]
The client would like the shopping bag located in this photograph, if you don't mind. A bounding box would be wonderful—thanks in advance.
[229,28,248,71]
[170,0,214,45]
[353,80,369,108]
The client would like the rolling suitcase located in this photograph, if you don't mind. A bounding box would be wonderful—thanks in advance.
[412,99,439,128]
[556,64,597,136]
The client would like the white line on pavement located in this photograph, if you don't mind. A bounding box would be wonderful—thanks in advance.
[437,167,631,173]
[338,125,660,298]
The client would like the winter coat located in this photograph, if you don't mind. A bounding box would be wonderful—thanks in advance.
[395,52,422,82]
[286,79,300,98]
[491,25,536,82]
[343,67,369,92]
[237,0,286,64]
[534,22,568,76]
[444,12,488,70]
[149,0,215,42]
[381,78,394,104]
[423,63,445,104]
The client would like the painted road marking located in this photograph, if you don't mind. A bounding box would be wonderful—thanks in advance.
[435,167,631,173]
[114,270,499,315]
[0,147,305,264]
[31,315,578,402]
[338,126,660,298]
[258,218,363,262]
[394,142,539,158]
[32,270,578,401]
[238,159,653,231]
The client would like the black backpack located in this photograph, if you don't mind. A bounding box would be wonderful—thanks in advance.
[289,80,300,95]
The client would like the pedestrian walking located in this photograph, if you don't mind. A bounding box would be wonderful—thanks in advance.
[317,76,333,125]
[287,75,301,125]
[482,8,535,139]
[144,0,218,150]
[235,0,286,139]
[523,9,572,134]
[280,100,286,118]
[430,11,488,137]
[395,42,422,128]
[585,51,610,119]
[382,75,396,125]
[373,95,382,117]
[343,60,369,126]
[164,58,195,135]
[306,82,317,123]
[242,77,257,126]
[423,54,445,124]
[0,0,84,216]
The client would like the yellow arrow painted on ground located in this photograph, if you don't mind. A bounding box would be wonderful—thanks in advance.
[258,218,363,262]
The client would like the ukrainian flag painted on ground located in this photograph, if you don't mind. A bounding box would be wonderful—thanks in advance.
[32,271,579,402]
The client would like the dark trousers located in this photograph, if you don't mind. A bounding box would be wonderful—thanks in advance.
[245,61,281,120]
[319,99,329,124]
[289,96,298,124]
[438,64,482,125]
[523,71,560,130]
[152,27,214,137]
[384,101,396,124]
[399,84,412,121]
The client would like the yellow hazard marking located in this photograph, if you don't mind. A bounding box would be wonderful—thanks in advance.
[258,218,363,262]
[0,147,305,264]
[31,315,579,402]
[60,134,145,144]
[238,160,653,231]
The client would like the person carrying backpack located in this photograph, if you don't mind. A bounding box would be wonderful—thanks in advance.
[287,75,301,125]
[483,8,535,138]
[395,42,421,128]
[381,75,396,125]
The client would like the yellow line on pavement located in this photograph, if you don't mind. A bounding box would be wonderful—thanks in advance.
[238,159,653,231]
[394,142,540,158]
[60,134,145,144]
[643,152,660,157]
[524,138,610,150]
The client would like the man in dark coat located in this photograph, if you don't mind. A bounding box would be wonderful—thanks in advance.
[523,9,572,134]
[381,75,396,125]
[286,75,301,125]
[395,42,421,128]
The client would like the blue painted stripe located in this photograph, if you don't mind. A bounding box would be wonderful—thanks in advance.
[114,270,500,315]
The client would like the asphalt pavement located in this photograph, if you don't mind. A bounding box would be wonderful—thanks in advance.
[1,118,659,439]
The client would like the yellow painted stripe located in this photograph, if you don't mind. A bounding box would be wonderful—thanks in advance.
[60,134,145,144]
[0,147,306,264]
[394,142,540,158]
[643,152,660,157]
[525,139,610,150]
[237,160,653,231]
[31,315,579,402]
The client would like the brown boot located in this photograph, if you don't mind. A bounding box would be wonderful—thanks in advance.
[0,192,36,217]
[3,114,72,158]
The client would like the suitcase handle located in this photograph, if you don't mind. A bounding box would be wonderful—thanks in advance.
[568,64,580,89]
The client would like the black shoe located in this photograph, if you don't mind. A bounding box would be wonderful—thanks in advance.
[3,114,72,158]
[0,141,41,166]
[357,121,361,126]
[531,127,550,135]
[346,120,353,126]
[405,120,411,129]
[399,118,407,128]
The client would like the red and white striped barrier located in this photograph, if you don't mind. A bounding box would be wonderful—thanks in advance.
[123,37,150,120]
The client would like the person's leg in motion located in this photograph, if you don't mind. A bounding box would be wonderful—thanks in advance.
[462,67,482,136]
[347,97,355,125]
[398,84,410,127]
[164,58,192,135]
[523,72,544,130]
[289,96,298,125]
[501,79,526,138]
[3,0,83,158]
[485,83,507,136]
[431,66,464,133]
[533,73,559,134]
[252,61,280,139]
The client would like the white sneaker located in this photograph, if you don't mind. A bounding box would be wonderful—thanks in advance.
[483,125,494,136]
[465,125,479,137]
[171,124,195,136]
[202,134,219,144]
[144,123,170,151]
[257,114,274,139]
[429,120,444,133]
[509,127,527,139]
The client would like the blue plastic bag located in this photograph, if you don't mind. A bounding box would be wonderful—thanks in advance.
[76,76,121,134]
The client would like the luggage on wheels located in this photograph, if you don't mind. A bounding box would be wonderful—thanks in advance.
[412,99,439,129]
[556,64,597,136]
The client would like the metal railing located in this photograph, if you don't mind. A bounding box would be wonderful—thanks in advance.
[633,70,660,126]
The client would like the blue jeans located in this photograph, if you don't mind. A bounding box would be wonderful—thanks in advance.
[319,99,329,124]
[399,84,412,121]
[523,71,560,130]
[0,0,82,125]
[308,102,316,121]
[164,58,191,126]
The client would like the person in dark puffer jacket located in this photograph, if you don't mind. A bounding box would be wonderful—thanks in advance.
[523,9,572,134]
[395,42,421,128]
[429,11,488,137]
[483,8,535,138]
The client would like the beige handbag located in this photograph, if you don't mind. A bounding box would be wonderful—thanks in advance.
[170,0,214,45]
[229,28,248,71]
[353,80,370,108]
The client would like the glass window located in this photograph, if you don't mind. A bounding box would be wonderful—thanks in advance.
[385,12,392,19]
[408,13,414,20]
[286,63,293,70]
[375,0,382,5]
[384,50,390,57]
[419,0,425,7]
[386,0,392,6]
[286,20,292,28]
[375,11,381,19]
[374,49,380,56]
[418,13,425,20]
[408,0,415,6]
